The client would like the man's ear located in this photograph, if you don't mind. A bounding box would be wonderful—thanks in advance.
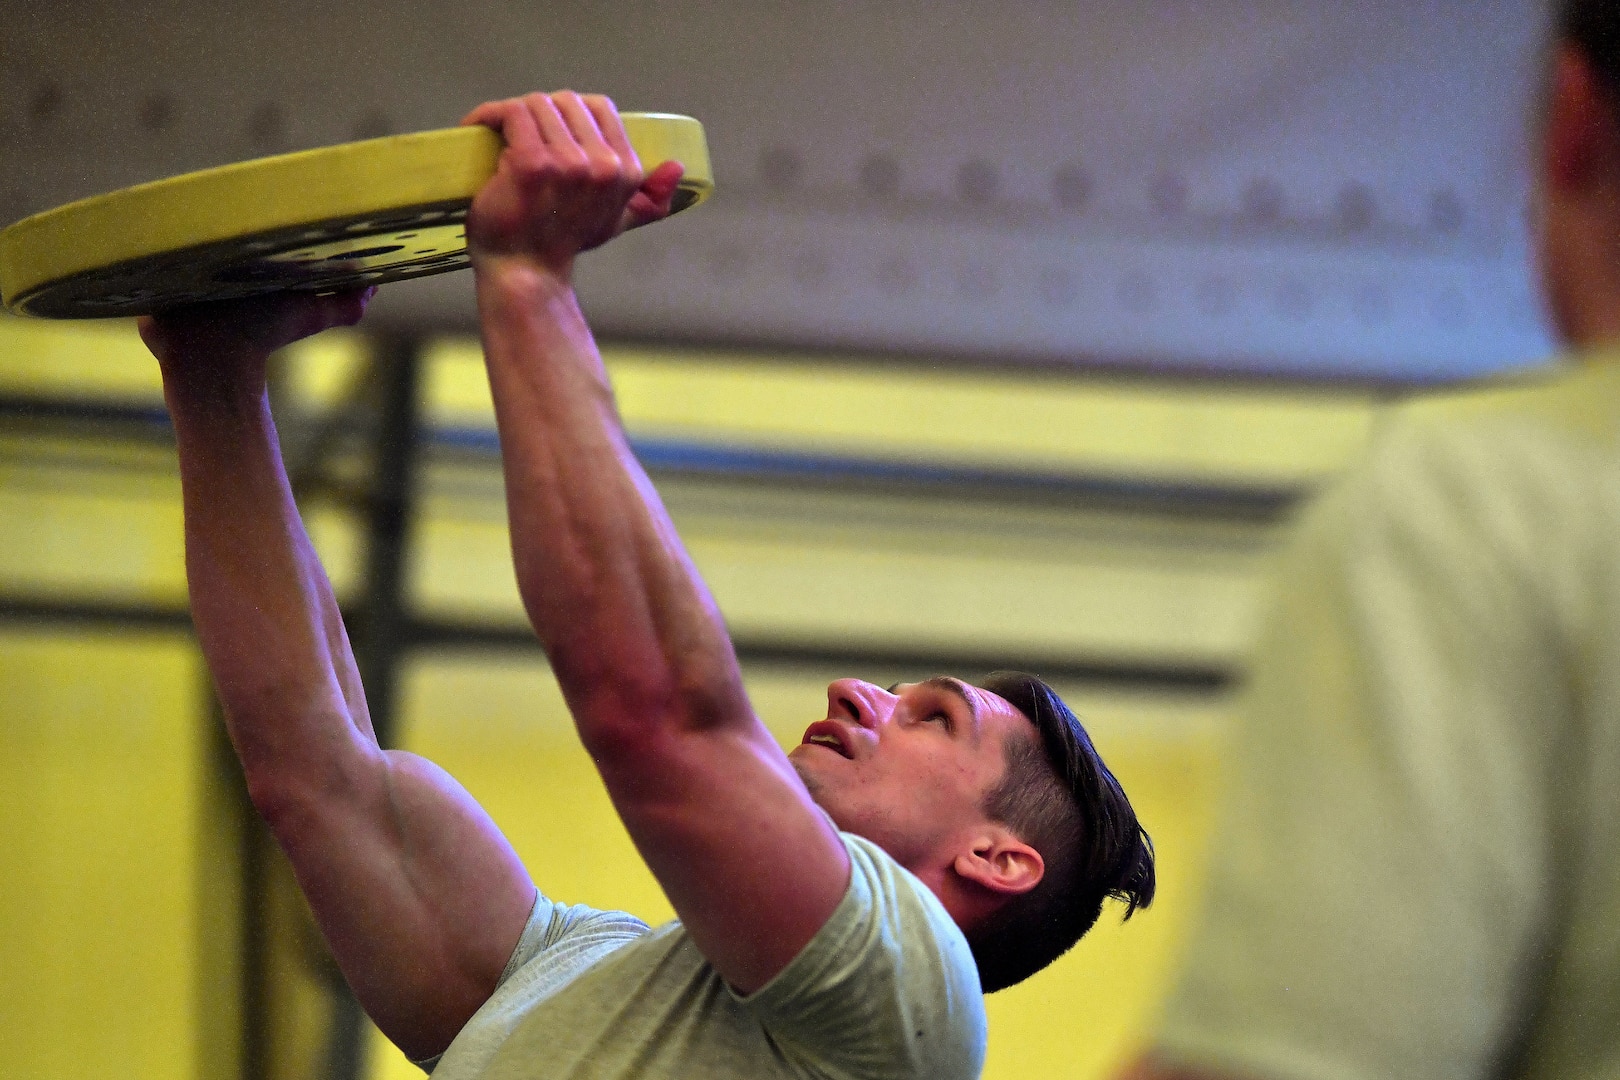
[1545,43,1620,195]
[953,831,1044,898]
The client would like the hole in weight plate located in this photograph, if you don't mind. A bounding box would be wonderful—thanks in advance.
[325,244,405,261]
[353,215,420,231]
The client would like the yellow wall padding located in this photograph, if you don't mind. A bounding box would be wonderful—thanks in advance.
[0,629,216,1080]
[417,339,1378,488]
[0,312,1379,489]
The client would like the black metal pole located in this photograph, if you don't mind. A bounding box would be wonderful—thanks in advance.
[325,332,423,1080]
[350,331,424,749]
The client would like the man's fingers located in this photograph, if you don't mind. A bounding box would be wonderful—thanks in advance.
[503,101,547,163]
[463,90,673,263]
[319,286,377,329]
[460,100,503,128]
[463,98,546,164]
[552,92,620,169]
[142,287,374,363]
[582,94,643,177]
[523,92,577,153]
[466,92,646,187]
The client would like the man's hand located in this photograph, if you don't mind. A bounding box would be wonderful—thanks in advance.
[459,91,685,280]
[138,287,374,402]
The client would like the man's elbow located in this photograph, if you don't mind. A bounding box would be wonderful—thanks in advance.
[235,726,384,836]
[570,691,695,765]
[568,663,749,763]
[573,683,748,767]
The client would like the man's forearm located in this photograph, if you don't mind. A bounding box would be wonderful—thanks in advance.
[165,378,375,804]
[474,260,750,743]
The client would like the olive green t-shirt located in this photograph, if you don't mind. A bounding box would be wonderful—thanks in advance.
[423,831,986,1080]
[1155,356,1620,1079]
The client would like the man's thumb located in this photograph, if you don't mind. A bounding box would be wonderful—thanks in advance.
[624,160,687,230]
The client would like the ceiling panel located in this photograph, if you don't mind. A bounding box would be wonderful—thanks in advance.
[0,0,1555,379]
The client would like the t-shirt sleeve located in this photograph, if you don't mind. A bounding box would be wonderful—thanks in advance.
[497,888,652,982]
[1155,415,1575,1080]
[413,887,651,1074]
[733,832,987,1080]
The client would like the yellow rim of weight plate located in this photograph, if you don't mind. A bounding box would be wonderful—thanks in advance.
[0,113,712,319]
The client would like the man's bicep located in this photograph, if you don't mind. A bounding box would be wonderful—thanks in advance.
[593,723,851,994]
[271,748,537,1061]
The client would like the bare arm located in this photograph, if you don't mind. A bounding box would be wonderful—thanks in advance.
[144,296,535,1061]
[463,92,851,993]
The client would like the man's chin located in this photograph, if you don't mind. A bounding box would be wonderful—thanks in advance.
[789,752,819,793]
[790,754,840,817]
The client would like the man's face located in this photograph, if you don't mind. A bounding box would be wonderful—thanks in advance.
[787,676,1032,873]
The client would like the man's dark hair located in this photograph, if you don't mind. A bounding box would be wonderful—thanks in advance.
[1563,0,1620,94]
[966,671,1156,993]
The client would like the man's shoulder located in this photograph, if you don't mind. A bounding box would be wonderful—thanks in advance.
[732,831,986,1076]
[839,830,978,965]
[761,829,982,991]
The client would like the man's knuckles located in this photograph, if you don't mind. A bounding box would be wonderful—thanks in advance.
[583,153,634,186]
[508,154,558,186]
[521,91,556,118]
[506,154,635,191]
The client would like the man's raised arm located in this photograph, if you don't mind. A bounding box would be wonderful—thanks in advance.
[143,296,535,1061]
[463,92,852,993]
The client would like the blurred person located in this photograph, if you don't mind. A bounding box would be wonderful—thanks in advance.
[1122,3,1620,1079]
[139,92,1153,1078]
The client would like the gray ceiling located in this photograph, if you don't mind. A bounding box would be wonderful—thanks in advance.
[1,0,1555,380]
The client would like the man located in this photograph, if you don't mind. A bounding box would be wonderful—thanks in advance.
[1123,4,1620,1079]
[141,92,1154,1078]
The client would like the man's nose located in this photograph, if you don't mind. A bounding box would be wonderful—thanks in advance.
[826,678,888,730]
